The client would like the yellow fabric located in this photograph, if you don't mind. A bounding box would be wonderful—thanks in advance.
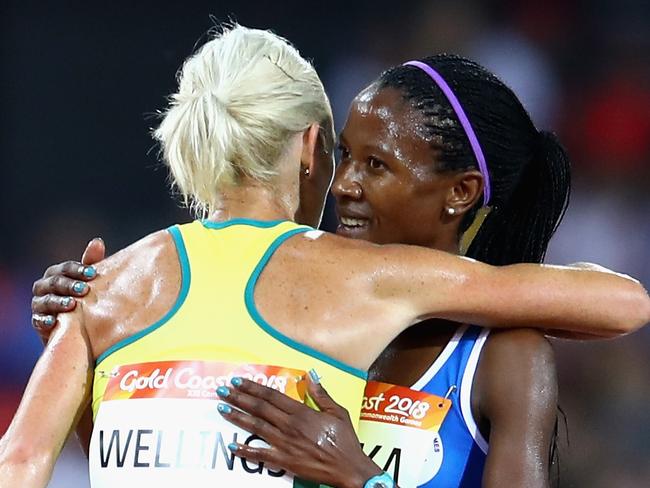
[92,220,365,426]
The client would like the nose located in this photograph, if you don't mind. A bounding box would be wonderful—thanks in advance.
[332,163,363,200]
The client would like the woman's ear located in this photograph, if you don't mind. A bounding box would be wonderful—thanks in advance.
[301,123,321,175]
[444,170,484,217]
[295,123,334,228]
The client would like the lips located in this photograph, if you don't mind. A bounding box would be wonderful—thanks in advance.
[339,216,369,227]
[335,210,371,238]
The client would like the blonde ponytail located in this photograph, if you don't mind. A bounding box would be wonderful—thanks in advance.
[154,24,334,216]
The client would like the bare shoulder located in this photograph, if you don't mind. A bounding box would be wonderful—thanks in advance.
[305,231,438,255]
[93,229,175,286]
[273,230,381,298]
[256,230,420,370]
[286,231,386,281]
[474,332,559,487]
[81,229,181,359]
[479,329,556,387]
[476,328,557,417]
[294,230,379,253]
[294,231,421,273]
[483,328,554,364]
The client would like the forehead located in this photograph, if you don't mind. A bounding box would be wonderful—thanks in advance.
[343,85,434,165]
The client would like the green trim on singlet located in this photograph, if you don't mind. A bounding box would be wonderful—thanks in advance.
[201,218,289,229]
[95,225,191,365]
[245,228,369,380]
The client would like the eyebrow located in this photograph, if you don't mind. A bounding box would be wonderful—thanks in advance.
[337,132,395,159]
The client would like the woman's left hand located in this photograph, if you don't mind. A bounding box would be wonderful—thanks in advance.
[217,372,382,488]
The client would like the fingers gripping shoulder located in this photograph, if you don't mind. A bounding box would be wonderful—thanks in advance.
[77,230,178,345]
[92,229,172,282]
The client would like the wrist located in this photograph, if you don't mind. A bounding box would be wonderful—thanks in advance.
[342,455,383,488]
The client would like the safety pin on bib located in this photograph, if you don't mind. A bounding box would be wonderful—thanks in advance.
[438,385,456,408]
[97,368,120,378]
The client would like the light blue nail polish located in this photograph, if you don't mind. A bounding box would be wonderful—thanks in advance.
[217,403,232,414]
[83,266,97,279]
[61,297,73,307]
[308,368,321,384]
[73,282,87,294]
[44,316,55,327]
[216,386,230,397]
[228,443,238,452]
[231,377,243,387]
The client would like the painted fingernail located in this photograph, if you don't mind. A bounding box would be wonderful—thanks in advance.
[61,297,73,307]
[228,443,238,452]
[217,403,232,414]
[231,377,243,387]
[308,368,321,384]
[73,282,87,294]
[83,266,97,279]
[44,316,55,327]
[216,386,230,397]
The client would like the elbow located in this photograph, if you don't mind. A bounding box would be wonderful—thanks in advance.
[613,285,650,336]
[589,284,650,339]
[634,286,650,332]
[0,441,54,482]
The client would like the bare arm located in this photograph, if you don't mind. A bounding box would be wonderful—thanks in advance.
[368,244,650,338]
[0,311,93,487]
[30,238,106,457]
[475,329,558,488]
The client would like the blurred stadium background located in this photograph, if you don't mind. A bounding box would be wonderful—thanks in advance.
[1,1,649,486]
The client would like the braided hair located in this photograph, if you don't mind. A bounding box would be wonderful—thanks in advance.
[379,54,569,482]
[377,54,571,265]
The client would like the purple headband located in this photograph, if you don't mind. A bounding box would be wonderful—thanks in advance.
[403,60,491,206]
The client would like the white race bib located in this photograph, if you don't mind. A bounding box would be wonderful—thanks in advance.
[358,381,451,488]
[89,361,309,488]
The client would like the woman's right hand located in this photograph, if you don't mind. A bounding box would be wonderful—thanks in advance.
[31,238,106,343]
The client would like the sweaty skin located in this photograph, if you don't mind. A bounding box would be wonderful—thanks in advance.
[26,87,650,488]
[335,87,558,486]
[216,87,590,486]
[13,218,649,487]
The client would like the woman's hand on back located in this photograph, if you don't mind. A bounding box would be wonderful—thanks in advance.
[217,372,384,488]
[31,238,105,343]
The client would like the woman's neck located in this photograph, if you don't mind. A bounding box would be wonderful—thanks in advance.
[207,184,295,223]
[431,232,462,255]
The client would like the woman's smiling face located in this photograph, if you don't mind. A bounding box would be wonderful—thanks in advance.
[333,85,458,247]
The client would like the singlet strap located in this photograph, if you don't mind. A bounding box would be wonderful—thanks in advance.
[244,227,368,380]
[96,225,191,365]
[411,325,469,390]
[459,327,490,454]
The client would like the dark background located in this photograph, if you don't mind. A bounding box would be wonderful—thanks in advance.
[1,1,649,486]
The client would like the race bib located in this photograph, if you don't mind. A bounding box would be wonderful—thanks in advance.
[89,360,310,488]
[359,381,452,488]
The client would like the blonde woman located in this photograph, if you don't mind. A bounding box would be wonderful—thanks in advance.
[1,25,649,488]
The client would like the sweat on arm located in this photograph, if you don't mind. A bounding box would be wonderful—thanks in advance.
[0,311,93,488]
[474,329,558,488]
